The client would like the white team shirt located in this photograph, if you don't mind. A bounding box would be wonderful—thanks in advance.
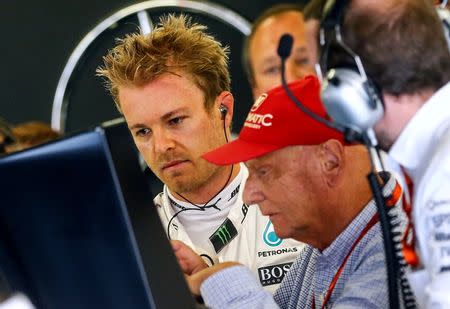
[154,164,304,292]
[389,81,450,308]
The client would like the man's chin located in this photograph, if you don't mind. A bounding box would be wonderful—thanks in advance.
[165,177,201,195]
[272,226,289,240]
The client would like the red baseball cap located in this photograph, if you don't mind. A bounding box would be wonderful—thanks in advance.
[202,75,345,165]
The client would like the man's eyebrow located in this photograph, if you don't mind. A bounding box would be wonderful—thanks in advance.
[261,56,279,65]
[260,46,308,68]
[160,107,189,121]
[129,123,147,130]
[292,46,308,54]
[128,107,190,130]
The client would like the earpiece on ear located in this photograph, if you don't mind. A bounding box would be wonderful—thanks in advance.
[219,105,228,120]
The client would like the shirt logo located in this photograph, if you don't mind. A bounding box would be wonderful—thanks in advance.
[263,220,282,247]
[258,262,292,286]
[209,218,238,253]
[241,203,249,223]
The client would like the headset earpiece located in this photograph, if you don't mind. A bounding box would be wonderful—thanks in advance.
[436,5,450,50]
[219,105,228,120]
[319,0,384,138]
[321,68,384,134]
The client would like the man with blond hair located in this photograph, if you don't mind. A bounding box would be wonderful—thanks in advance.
[97,14,302,292]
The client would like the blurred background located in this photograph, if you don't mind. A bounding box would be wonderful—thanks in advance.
[0,0,308,135]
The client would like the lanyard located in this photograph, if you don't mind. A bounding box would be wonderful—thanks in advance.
[312,180,402,309]
[400,169,420,267]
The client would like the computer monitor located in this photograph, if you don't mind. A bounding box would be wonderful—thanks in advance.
[0,118,195,309]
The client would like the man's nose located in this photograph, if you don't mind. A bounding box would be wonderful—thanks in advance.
[243,179,265,205]
[153,129,176,154]
[285,64,306,84]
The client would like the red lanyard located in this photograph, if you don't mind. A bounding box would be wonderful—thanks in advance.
[400,170,420,267]
[312,181,402,309]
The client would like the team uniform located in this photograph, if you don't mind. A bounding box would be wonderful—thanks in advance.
[389,81,450,308]
[154,164,304,292]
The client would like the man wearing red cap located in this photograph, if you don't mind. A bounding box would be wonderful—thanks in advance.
[173,76,405,308]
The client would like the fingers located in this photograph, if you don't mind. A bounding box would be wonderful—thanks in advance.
[185,262,243,296]
[170,240,207,275]
[185,273,201,296]
[171,239,184,251]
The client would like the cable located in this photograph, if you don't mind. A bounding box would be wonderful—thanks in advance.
[375,146,386,171]
[363,133,416,309]
[278,34,345,133]
[371,145,417,309]
[167,113,233,239]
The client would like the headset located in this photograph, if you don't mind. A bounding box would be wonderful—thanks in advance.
[219,104,228,120]
[318,0,383,143]
[319,0,450,143]
[437,0,450,48]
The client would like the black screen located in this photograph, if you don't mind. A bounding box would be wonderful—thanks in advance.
[0,118,195,309]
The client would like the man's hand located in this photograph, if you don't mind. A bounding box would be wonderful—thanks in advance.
[171,241,242,296]
[171,240,208,275]
[187,262,242,296]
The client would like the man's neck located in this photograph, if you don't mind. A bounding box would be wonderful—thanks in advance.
[383,89,434,144]
[171,163,241,204]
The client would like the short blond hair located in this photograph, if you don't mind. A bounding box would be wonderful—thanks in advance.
[97,14,230,112]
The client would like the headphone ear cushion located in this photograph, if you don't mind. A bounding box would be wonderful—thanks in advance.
[320,67,384,133]
[436,6,450,50]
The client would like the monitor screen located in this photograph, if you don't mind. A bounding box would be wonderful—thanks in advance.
[0,119,195,309]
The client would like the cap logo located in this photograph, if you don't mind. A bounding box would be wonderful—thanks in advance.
[250,93,268,112]
[246,93,273,129]
[245,113,273,129]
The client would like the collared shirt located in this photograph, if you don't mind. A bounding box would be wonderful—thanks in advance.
[389,81,450,308]
[154,164,304,293]
[201,174,400,308]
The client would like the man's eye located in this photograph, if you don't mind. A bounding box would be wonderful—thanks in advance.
[169,116,185,126]
[257,168,268,177]
[263,66,280,75]
[135,128,151,137]
[295,57,310,66]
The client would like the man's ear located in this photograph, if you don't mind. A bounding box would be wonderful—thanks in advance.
[216,91,234,125]
[318,139,344,186]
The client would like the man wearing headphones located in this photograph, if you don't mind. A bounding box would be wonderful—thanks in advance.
[317,0,450,307]
[97,14,302,292]
[173,76,404,308]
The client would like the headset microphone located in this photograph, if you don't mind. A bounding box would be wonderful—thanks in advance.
[277,33,293,60]
[277,34,344,133]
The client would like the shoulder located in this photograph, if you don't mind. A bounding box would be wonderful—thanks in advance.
[331,225,388,308]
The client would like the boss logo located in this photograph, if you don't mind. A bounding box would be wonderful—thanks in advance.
[258,262,292,286]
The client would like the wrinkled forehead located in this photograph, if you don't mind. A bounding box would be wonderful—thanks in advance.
[245,144,317,169]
